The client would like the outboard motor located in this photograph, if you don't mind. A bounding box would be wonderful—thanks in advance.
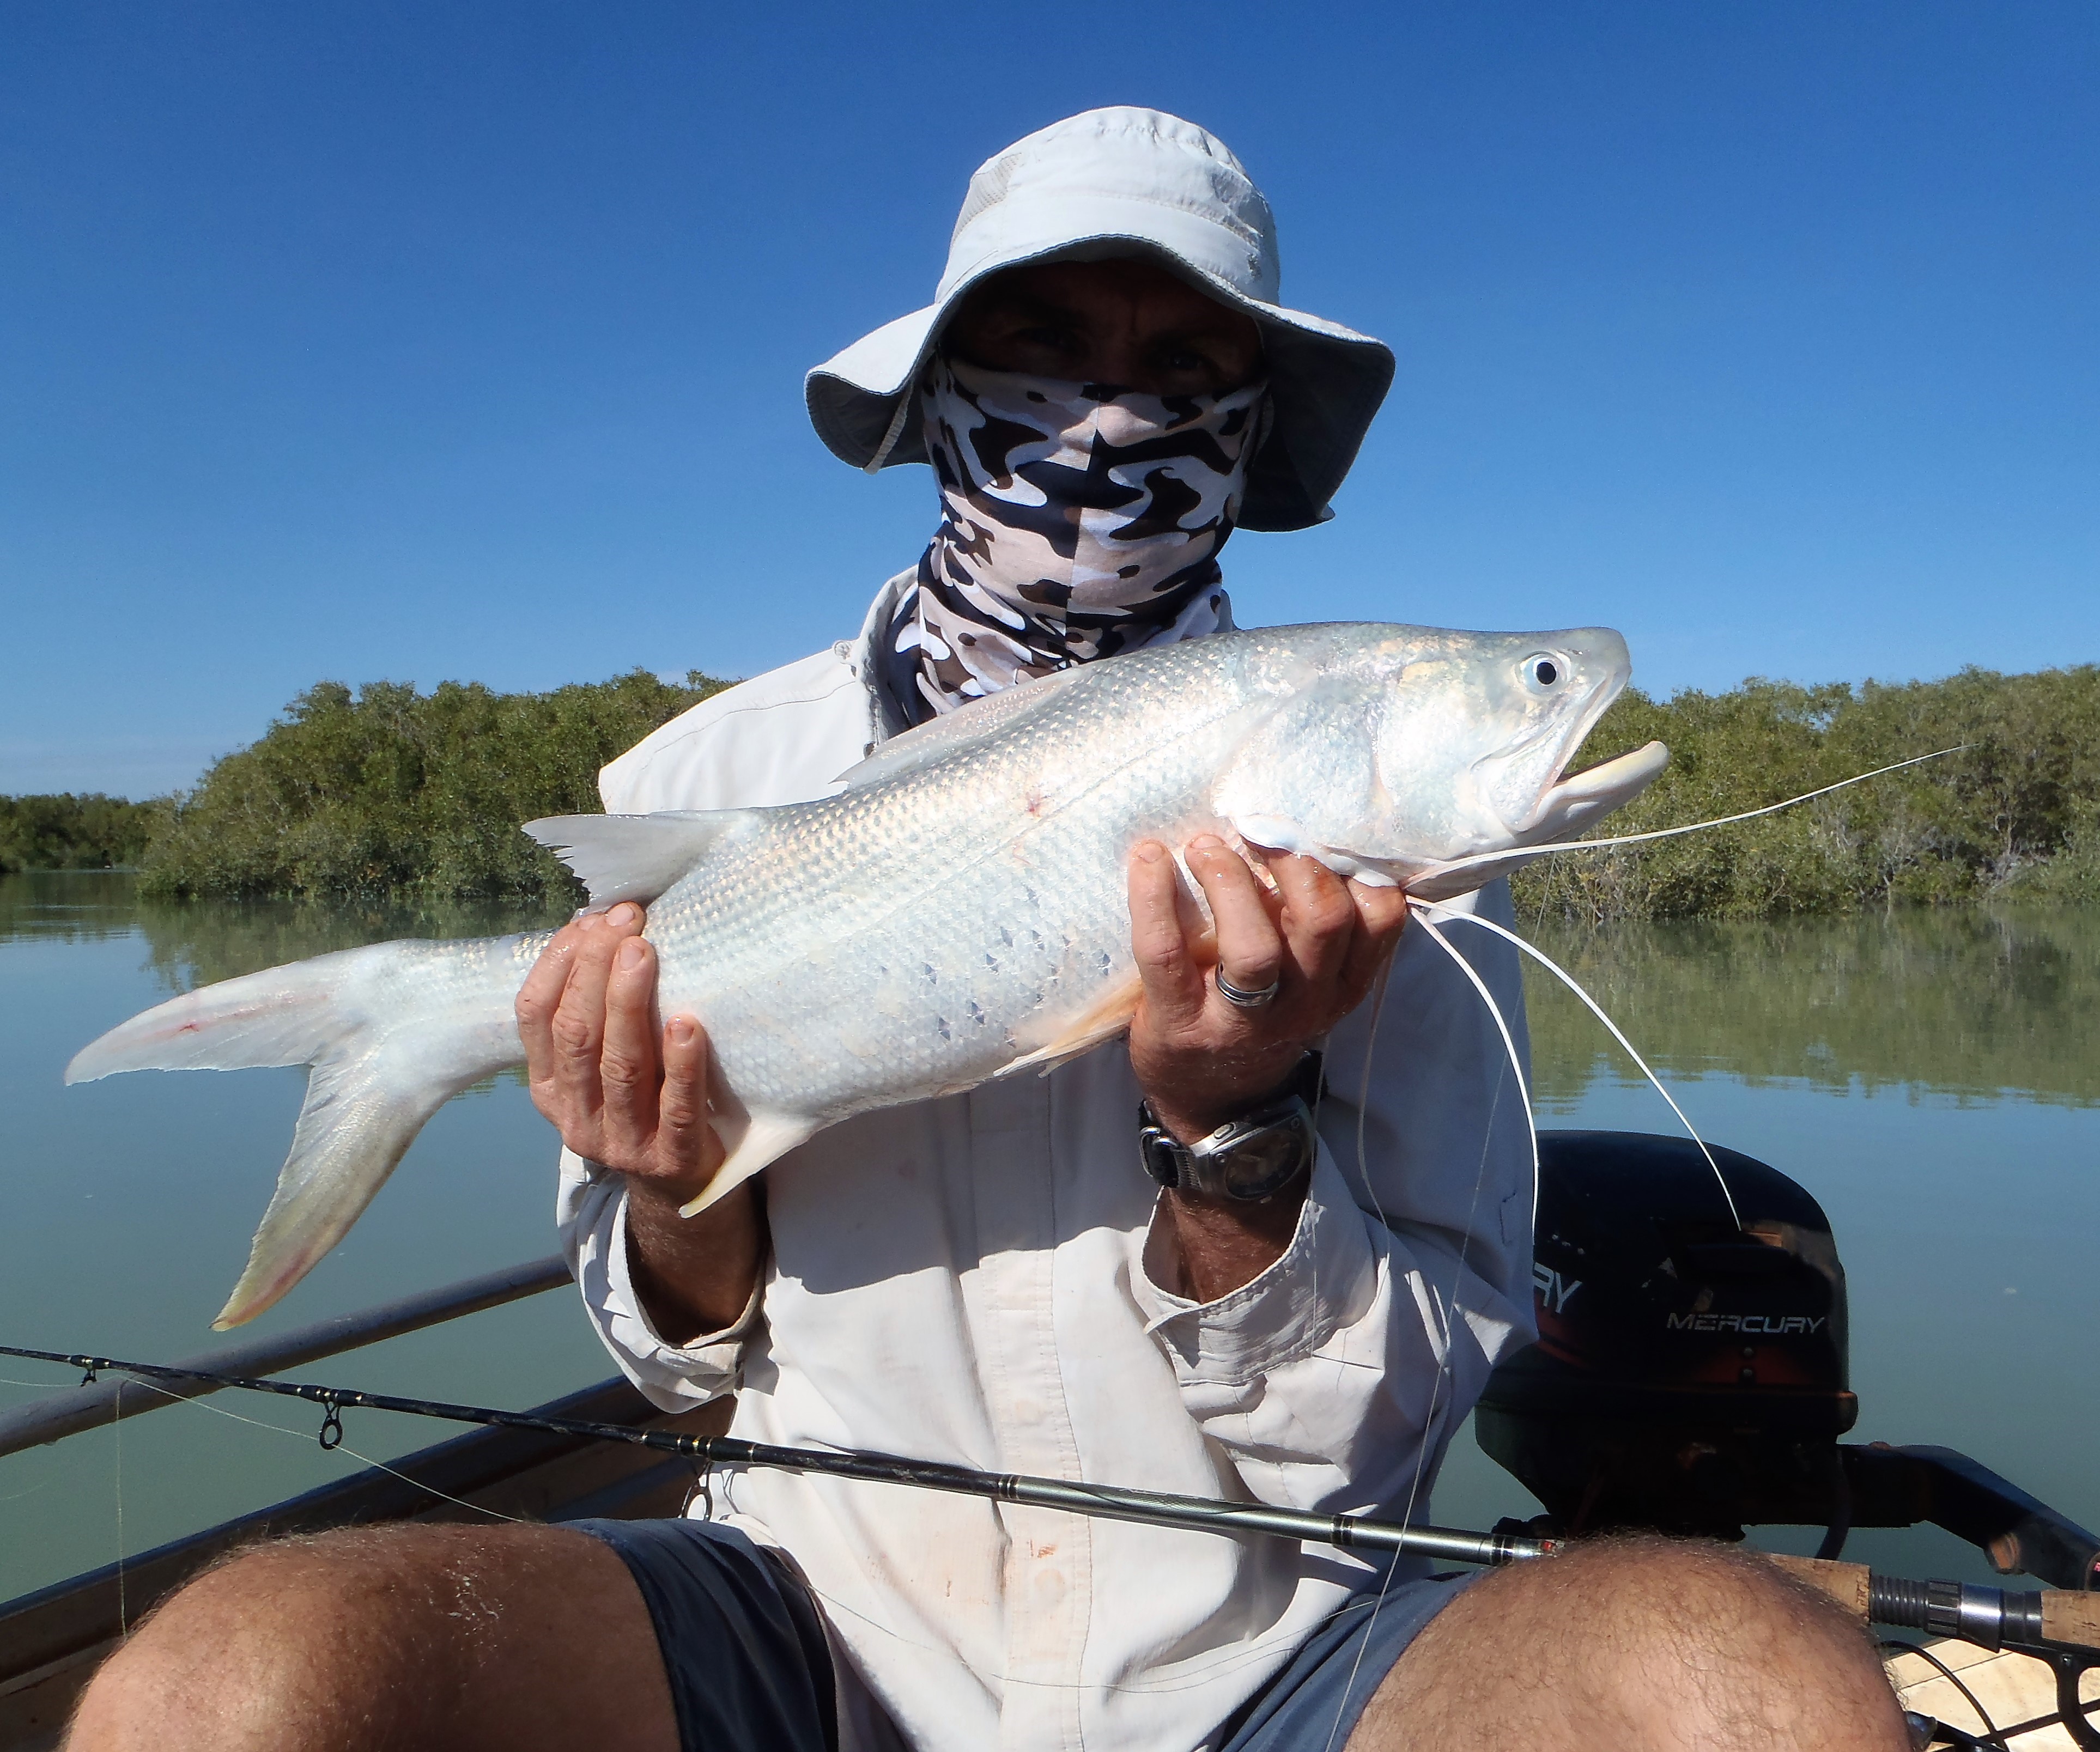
[1478,1131,2100,1591]
[1476,1130,1855,1539]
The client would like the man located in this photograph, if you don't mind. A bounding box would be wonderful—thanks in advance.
[70,109,1907,1752]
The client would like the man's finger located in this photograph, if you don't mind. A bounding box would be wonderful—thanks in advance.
[599,932,663,1160]
[1263,849,1357,990]
[549,910,628,1128]
[656,1013,718,1191]
[1336,878,1410,1005]
[1188,837,1283,999]
[1128,841,1206,1032]
[516,921,584,1097]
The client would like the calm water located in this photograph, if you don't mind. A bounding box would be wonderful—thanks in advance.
[1,874,2096,1600]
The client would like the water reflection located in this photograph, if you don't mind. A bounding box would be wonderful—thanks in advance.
[4,875,2096,1601]
[15,872,2094,1110]
[1522,907,2100,1108]
[0,871,144,944]
[0,869,568,986]
[1426,901,2100,1585]
[0,873,608,1602]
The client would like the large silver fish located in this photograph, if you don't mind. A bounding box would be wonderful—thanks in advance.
[68,623,1668,1327]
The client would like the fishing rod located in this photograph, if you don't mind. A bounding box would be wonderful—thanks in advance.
[13,1343,2098,1695]
[0,1344,1551,1569]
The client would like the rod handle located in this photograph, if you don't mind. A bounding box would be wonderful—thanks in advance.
[1769,1555,2100,1652]
[1768,1555,1871,1617]
[2046,1592,2100,1648]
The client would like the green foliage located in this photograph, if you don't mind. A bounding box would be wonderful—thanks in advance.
[1512,666,2100,921]
[0,794,163,873]
[72,658,2100,914]
[139,670,729,901]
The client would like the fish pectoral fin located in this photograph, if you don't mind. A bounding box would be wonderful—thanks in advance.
[523,810,763,907]
[1227,815,1403,888]
[679,1109,822,1218]
[1004,974,1144,1078]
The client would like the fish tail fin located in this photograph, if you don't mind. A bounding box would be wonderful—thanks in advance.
[65,946,390,1083]
[66,938,535,1327]
[214,1039,463,1327]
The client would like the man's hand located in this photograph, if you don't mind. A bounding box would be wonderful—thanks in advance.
[1127,835,1409,1303]
[517,903,718,1195]
[1127,836,1408,1140]
[516,903,762,1342]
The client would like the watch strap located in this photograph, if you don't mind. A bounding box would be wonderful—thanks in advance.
[1138,1051,1323,1202]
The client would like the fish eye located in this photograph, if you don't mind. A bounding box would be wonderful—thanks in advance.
[1521,653,1564,693]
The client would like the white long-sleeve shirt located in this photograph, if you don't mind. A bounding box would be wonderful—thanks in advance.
[557,576,1537,1752]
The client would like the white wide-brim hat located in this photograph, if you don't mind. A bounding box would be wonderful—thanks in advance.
[805,108,1396,533]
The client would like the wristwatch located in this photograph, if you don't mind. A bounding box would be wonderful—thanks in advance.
[1138,1053,1322,1202]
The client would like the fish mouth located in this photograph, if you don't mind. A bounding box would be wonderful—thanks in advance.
[1533,740,1671,838]
[1401,738,1671,902]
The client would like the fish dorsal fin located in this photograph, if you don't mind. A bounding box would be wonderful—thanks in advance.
[523,810,761,906]
[833,666,1091,790]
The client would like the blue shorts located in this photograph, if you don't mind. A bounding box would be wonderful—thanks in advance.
[575,1516,1470,1752]
[571,1518,838,1752]
[1214,1568,1474,1751]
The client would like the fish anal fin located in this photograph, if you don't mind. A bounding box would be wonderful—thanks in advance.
[679,1110,822,1217]
[524,811,760,907]
[1004,974,1143,1078]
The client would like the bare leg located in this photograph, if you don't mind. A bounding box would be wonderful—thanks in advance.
[1349,1535,1910,1751]
[66,1523,677,1752]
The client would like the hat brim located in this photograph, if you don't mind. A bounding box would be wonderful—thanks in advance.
[804,237,1394,533]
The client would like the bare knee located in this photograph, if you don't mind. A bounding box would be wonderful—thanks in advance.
[66,1522,642,1752]
[1355,1535,1909,1751]
[70,1525,462,1751]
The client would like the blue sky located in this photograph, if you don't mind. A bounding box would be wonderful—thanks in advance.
[4,2,2094,797]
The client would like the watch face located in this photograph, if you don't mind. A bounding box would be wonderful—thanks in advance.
[1214,1110,1314,1199]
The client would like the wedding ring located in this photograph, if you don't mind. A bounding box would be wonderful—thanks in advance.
[1214,965,1282,1010]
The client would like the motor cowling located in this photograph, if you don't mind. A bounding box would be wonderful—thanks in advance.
[1474,1130,1858,1540]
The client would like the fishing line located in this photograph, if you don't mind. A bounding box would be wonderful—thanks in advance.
[1315,952,1395,1404]
[1315,958,1402,1752]
[0,1346,1554,1570]
[1406,909,1541,1227]
[797,1568,1378,1700]
[0,1367,531,1530]
[1320,918,1512,1752]
[121,1369,533,1526]
[1421,747,1968,889]
[1419,902,1741,1230]
[1349,957,1393,1201]
[113,1378,126,1636]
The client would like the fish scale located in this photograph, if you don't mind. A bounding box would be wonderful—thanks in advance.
[642,640,1250,1114]
[64,622,1670,1325]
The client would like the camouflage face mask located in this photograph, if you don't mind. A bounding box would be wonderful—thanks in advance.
[880,356,1269,722]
